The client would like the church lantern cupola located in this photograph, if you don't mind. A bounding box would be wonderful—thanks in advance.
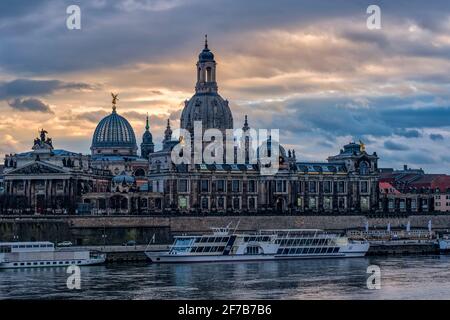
[196,35,218,94]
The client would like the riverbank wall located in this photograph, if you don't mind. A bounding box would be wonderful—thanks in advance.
[1,214,450,245]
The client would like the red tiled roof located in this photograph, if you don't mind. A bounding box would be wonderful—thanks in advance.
[379,182,401,194]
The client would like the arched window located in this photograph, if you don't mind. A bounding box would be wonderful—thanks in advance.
[134,168,146,177]
[359,161,369,175]
[206,67,212,82]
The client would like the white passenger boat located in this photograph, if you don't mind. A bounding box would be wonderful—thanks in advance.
[145,226,369,263]
[0,242,106,269]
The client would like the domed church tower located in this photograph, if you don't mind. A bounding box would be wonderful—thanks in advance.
[180,35,233,135]
[140,114,154,159]
[91,95,138,157]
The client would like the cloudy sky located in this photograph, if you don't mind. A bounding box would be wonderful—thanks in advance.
[2,0,450,172]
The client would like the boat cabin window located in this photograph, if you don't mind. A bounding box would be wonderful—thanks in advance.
[246,246,260,255]
[171,238,195,254]
[0,246,11,253]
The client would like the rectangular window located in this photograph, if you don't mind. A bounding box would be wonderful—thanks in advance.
[201,197,209,209]
[248,180,257,193]
[233,197,241,210]
[297,197,303,208]
[155,198,162,209]
[308,181,317,193]
[216,180,226,192]
[178,196,188,209]
[337,181,346,193]
[178,179,188,192]
[276,180,287,193]
[338,197,346,210]
[217,197,225,209]
[361,196,369,211]
[388,199,394,209]
[200,180,210,193]
[323,181,332,194]
[248,197,256,210]
[360,181,369,194]
[323,197,332,210]
[232,180,241,192]
[309,197,317,210]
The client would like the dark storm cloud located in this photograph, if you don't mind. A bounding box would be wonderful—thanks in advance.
[430,133,444,141]
[8,98,53,113]
[384,140,409,151]
[266,95,450,140]
[3,0,450,172]
[0,0,427,75]
[396,129,421,138]
[0,79,93,100]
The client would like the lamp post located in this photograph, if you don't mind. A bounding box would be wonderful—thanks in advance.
[102,226,107,247]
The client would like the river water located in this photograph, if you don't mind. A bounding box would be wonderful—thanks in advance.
[1,255,450,299]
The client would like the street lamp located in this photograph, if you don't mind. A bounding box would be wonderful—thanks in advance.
[102,225,107,249]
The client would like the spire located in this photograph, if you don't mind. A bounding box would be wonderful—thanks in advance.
[242,115,249,131]
[204,34,208,50]
[145,113,150,131]
[141,113,154,158]
[164,119,172,143]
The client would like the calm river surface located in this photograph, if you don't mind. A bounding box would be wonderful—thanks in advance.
[2,255,450,299]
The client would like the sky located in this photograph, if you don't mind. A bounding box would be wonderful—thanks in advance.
[2,0,450,172]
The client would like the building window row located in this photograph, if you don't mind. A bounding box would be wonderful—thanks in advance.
[178,179,258,193]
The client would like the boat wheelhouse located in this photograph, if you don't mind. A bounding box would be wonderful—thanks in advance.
[0,241,106,269]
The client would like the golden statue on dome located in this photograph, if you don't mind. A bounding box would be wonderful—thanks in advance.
[111,93,119,111]
[359,140,366,152]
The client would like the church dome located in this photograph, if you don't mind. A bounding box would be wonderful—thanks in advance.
[257,138,287,160]
[199,47,214,62]
[180,94,233,132]
[91,107,137,155]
